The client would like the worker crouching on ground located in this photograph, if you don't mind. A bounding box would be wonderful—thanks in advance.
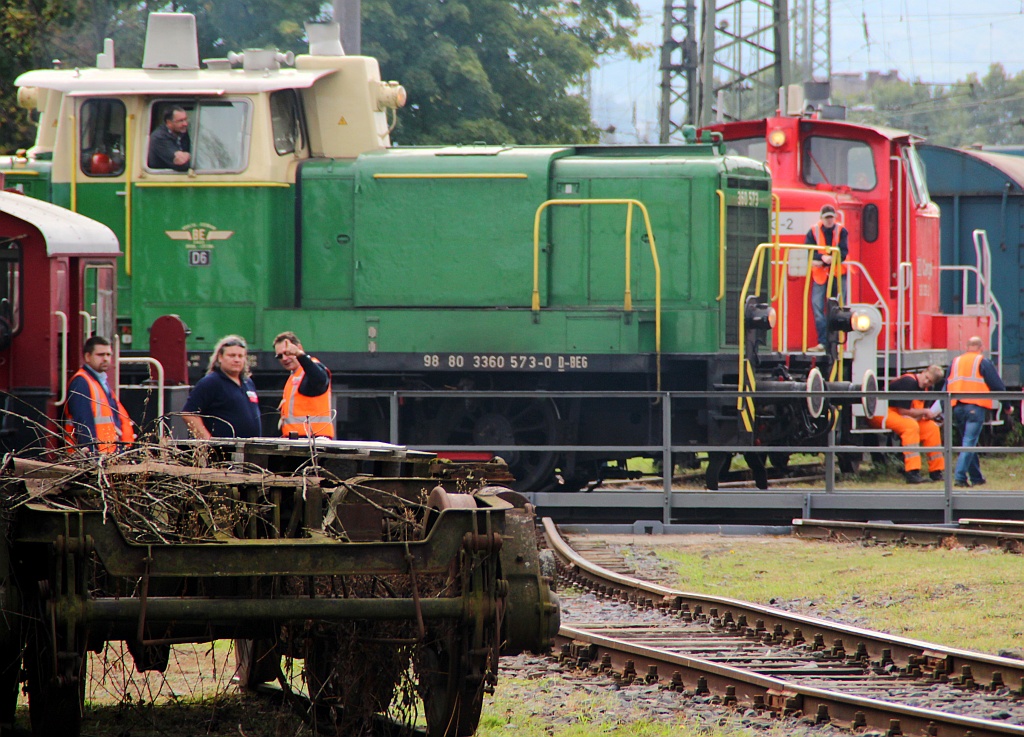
[867,365,946,484]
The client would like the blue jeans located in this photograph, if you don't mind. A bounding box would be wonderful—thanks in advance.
[953,403,986,483]
[811,276,849,345]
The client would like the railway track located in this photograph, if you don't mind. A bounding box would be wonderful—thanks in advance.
[793,518,1024,551]
[543,518,1024,737]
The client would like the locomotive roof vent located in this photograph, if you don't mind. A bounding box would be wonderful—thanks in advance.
[96,38,115,69]
[142,12,199,70]
[306,22,345,56]
[226,49,296,72]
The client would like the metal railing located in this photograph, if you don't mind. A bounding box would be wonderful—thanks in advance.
[313,386,1022,526]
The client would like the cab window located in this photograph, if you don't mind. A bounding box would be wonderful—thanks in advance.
[903,145,931,207]
[270,90,307,156]
[80,99,127,177]
[0,240,21,341]
[802,136,877,191]
[724,137,767,162]
[147,99,251,173]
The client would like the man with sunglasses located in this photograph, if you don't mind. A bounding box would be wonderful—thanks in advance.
[273,332,334,438]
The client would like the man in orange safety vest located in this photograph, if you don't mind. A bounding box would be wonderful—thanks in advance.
[273,331,334,438]
[64,336,136,454]
[867,365,945,484]
[804,204,849,351]
[948,336,1006,487]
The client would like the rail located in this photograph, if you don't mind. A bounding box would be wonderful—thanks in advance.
[117,357,166,437]
[53,310,69,406]
[531,198,662,387]
[938,229,1003,377]
[309,384,1022,526]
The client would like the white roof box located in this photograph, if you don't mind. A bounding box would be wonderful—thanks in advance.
[143,13,200,70]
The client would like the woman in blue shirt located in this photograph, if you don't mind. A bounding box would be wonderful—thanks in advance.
[182,335,261,438]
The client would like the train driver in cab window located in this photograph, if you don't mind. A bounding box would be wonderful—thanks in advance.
[148,106,192,171]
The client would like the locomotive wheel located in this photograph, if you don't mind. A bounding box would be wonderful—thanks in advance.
[25,613,86,737]
[426,397,562,492]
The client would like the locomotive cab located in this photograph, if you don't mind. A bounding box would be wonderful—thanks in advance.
[703,98,994,381]
[11,13,406,351]
[0,190,119,453]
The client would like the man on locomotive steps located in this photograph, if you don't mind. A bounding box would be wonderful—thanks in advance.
[147,106,191,171]
[867,365,946,484]
[64,336,136,454]
[948,336,1006,488]
[805,204,849,351]
[273,331,334,438]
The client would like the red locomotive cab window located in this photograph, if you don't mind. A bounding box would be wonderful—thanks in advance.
[802,136,877,191]
[725,137,767,162]
[79,99,127,177]
[903,145,932,207]
[0,242,21,349]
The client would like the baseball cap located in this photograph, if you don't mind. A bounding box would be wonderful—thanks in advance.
[820,205,836,217]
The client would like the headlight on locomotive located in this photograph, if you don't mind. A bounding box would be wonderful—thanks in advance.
[825,299,871,334]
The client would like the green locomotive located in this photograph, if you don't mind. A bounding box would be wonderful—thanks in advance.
[4,13,861,490]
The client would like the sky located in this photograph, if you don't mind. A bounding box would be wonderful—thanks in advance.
[591,0,1024,142]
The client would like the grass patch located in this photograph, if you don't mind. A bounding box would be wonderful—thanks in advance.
[478,676,796,737]
[654,535,1024,654]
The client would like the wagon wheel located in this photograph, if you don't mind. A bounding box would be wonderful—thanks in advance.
[425,397,562,492]
[303,623,401,735]
[24,604,86,737]
[417,490,497,736]
[0,618,24,731]
[417,623,492,737]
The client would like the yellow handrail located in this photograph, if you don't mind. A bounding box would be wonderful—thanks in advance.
[737,242,846,431]
[70,113,77,212]
[532,198,662,387]
[716,190,725,301]
[125,114,133,276]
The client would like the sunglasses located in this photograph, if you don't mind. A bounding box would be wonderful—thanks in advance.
[275,353,288,360]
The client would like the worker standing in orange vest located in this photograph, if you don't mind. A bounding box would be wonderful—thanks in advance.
[804,204,849,351]
[948,336,1006,487]
[64,336,136,454]
[273,331,334,438]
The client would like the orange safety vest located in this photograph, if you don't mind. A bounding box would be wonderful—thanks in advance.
[948,352,994,409]
[63,368,136,453]
[279,357,334,438]
[810,221,848,285]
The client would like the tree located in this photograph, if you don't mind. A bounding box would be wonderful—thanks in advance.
[838,65,1024,148]
[362,0,643,145]
[1,0,642,152]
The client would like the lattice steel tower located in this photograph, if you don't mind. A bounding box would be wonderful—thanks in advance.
[791,0,831,83]
[696,0,790,126]
[658,0,699,143]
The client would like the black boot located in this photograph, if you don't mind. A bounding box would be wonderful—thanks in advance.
[905,470,926,484]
